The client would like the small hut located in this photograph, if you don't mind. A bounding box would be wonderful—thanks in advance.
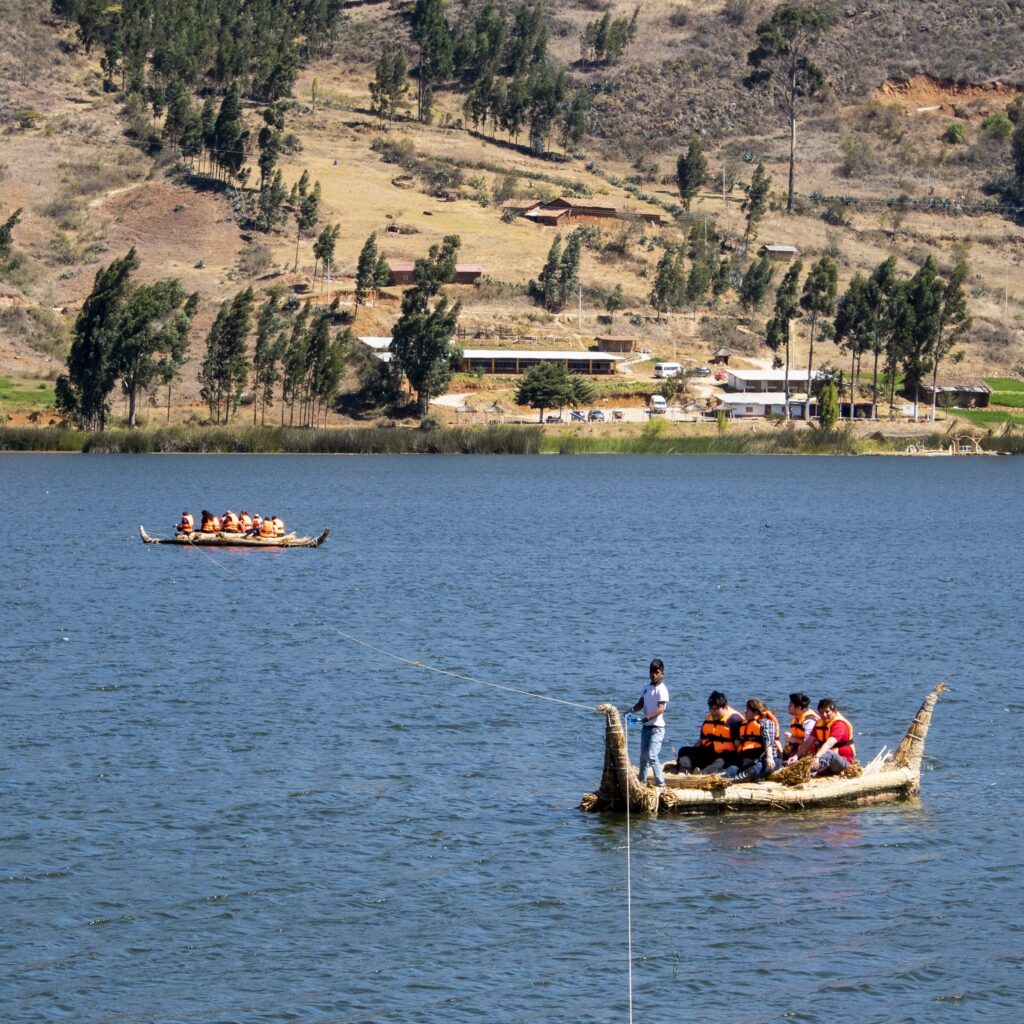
[760,244,800,262]
[710,348,730,365]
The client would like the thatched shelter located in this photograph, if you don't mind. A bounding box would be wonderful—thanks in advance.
[580,684,946,816]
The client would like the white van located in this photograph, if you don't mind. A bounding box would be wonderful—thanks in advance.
[654,362,682,379]
[648,394,668,414]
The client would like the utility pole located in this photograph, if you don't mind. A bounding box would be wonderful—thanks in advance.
[326,258,331,304]
[578,279,582,330]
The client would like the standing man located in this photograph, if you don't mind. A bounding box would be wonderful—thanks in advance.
[630,659,669,788]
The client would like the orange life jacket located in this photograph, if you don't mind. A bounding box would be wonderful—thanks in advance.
[738,710,783,754]
[178,513,194,533]
[222,512,240,533]
[273,518,285,537]
[251,514,262,532]
[209,515,222,532]
[813,712,856,760]
[785,709,818,756]
[260,519,276,537]
[699,707,743,754]
[240,514,253,532]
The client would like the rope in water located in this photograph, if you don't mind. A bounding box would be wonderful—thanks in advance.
[181,540,630,1020]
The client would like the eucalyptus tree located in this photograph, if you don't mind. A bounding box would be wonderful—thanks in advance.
[764,258,803,417]
[251,294,284,425]
[799,255,838,407]
[293,178,320,271]
[744,5,832,213]
[742,163,771,244]
[904,256,944,420]
[370,44,409,123]
[198,288,254,423]
[833,273,877,418]
[929,252,972,421]
[355,232,381,307]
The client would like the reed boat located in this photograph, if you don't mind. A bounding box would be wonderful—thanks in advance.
[139,525,329,548]
[580,683,945,816]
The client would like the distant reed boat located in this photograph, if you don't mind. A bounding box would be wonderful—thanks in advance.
[139,525,329,548]
[580,684,946,816]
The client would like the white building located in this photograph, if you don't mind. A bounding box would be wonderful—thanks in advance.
[713,392,816,419]
[724,368,820,393]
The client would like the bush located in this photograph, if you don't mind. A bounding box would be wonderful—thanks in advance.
[723,0,752,26]
[668,7,688,27]
[981,112,1013,141]
[821,201,852,227]
[943,121,965,144]
[837,136,871,178]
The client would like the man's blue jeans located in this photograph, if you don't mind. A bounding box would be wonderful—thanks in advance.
[639,725,665,785]
[812,751,849,777]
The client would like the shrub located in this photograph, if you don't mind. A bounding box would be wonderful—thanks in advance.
[668,6,688,27]
[943,121,965,144]
[723,0,752,26]
[981,112,1013,140]
[822,201,852,227]
[837,136,871,178]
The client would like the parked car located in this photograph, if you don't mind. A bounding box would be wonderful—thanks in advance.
[648,394,668,414]
[588,409,606,422]
[570,409,585,422]
[545,414,562,423]
[612,409,624,421]
[654,361,683,379]
[692,366,712,377]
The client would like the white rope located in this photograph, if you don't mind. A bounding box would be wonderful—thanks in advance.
[183,542,600,713]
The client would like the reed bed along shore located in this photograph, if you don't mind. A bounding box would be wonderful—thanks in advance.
[0,425,542,455]
[0,424,1018,455]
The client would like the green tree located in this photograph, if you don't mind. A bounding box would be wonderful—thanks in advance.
[411,0,454,123]
[560,87,589,153]
[251,294,283,424]
[0,208,22,260]
[281,301,311,424]
[257,103,284,191]
[739,255,774,312]
[213,83,247,182]
[744,5,832,213]
[55,248,140,431]
[256,169,288,231]
[742,163,771,242]
[515,360,573,421]
[389,238,463,414]
[293,178,320,271]
[312,223,340,288]
[675,137,707,211]
[538,234,563,311]
[1012,121,1024,197]
[198,287,254,423]
[817,380,839,430]
[356,232,381,306]
[764,258,803,417]
[370,44,409,122]
[903,255,944,420]
[650,244,686,317]
[605,283,625,318]
[929,251,972,421]
[799,255,838,406]
[111,278,196,426]
[833,273,878,419]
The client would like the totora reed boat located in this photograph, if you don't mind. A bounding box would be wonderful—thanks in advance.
[581,684,946,816]
[139,525,329,548]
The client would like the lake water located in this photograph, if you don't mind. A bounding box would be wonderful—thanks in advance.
[2,454,1022,1024]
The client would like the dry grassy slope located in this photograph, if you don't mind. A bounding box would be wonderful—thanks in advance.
[2,1,1024,400]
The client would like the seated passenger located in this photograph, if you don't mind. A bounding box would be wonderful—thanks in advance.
[675,691,744,776]
[783,692,818,761]
[792,699,856,777]
[725,699,783,781]
[240,511,253,533]
[177,511,194,534]
[250,513,263,536]
[259,516,276,538]
[221,510,241,533]
[272,515,285,537]
[199,510,219,533]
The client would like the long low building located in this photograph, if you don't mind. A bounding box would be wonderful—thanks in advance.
[359,338,624,375]
[713,392,816,418]
[724,368,820,392]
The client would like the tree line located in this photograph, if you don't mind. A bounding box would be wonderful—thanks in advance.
[54,250,352,431]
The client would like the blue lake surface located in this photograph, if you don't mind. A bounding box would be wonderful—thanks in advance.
[1,453,1022,1024]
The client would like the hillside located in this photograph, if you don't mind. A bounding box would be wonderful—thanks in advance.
[1,0,1023,425]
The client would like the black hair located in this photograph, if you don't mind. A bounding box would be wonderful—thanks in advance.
[789,692,811,709]
[817,698,836,713]
[649,658,664,674]
[707,691,728,710]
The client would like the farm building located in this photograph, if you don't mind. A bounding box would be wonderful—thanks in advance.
[500,199,542,216]
[917,381,991,408]
[760,244,800,262]
[723,368,820,393]
[359,340,623,375]
[710,392,816,419]
[387,262,484,286]
[595,336,640,353]
[710,348,730,365]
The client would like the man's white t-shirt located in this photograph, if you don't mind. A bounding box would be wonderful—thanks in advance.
[641,682,669,727]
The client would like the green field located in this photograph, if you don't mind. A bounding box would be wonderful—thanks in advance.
[988,392,1024,409]
[951,408,1024,427]
[984,377,1024,392]
[0,377,57,412]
